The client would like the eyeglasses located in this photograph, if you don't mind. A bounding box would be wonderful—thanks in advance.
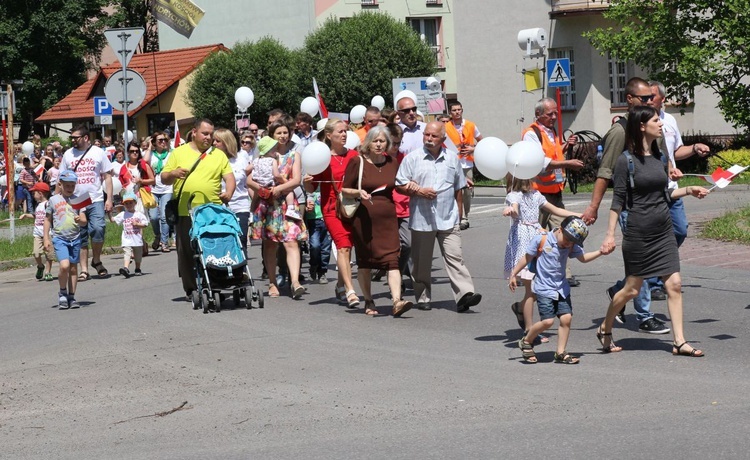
[631,94,654,103]
[249,129,258,133]
[241,140,253,145]
[70,136,82,141]
[398,106,418,113]
[156,138,168,142]
[128,149,140,154]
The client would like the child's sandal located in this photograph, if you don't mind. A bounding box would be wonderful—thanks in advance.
[518,338,537,363]
[553,351,580,364]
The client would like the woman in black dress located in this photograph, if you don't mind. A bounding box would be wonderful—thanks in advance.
[598,106,708,357]
[340,126,412,317]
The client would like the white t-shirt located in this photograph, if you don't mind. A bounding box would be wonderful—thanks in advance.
[33,201,47,238]
[227,152,250,213]
[660,110,683,190]
[113,210,148,247]
[60,145,113,203]
[150,151,173,195]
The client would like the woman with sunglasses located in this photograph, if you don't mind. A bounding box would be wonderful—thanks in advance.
[118,141,156,254]
[148,131,174,252]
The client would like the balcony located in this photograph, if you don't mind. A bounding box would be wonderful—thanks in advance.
[550,0,611,18]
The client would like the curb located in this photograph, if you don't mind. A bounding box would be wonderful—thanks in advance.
[0,246,127,272]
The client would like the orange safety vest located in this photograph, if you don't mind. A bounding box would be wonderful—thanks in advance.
[522,122,565,194]
[445,119,477,163]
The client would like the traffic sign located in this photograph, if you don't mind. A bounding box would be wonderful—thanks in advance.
[104,69,147,112]
[95,115,113,125]
[547,58,571,88]
[93,96,112,116]
[104,28,144,68]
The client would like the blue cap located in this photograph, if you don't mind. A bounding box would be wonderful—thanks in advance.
[122,191,137,202]
[59,170,78,182]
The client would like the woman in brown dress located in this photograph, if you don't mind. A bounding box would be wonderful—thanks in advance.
[340,126,413,317]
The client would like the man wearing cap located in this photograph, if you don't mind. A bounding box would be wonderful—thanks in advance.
[396,92,426,156]
[396,121,481,313]
[161,118,235,300]
[59,124,114,280]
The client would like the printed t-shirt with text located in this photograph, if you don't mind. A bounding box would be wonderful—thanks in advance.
[46,194,85,241]
[33,201,48,238]
[113,210,148,247]
[60,145,113,203]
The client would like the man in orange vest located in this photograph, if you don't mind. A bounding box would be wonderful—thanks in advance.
[522,97,584,285]
[355,106,382,142]
[445,101,483,230]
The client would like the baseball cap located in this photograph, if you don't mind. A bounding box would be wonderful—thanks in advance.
[561,216,589,246]
[59,170,78,182]
[257,136,278,157]
[122,191,137,202]
[29,182,51,193]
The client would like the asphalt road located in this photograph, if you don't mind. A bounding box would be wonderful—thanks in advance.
[1,187,749,459]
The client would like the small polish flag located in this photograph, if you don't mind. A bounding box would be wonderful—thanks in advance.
[33,163,45,177]
[685,165,749,189]
[313,78,329,118]
[70,192,92,210]
[173,120,182,147]
[371,184,388,194]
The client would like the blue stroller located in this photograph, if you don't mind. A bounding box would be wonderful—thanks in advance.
[189,203,262,313]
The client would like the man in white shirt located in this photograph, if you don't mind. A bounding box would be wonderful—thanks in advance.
[397,94,426,156]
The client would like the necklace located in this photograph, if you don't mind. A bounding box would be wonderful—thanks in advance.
[366,155,386,172]
[333,154,346,166]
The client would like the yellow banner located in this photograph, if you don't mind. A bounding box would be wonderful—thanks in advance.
[152,0,205,38]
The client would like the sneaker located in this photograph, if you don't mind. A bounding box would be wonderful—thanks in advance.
[68,298,80,309]
[134,268,143,276]
[285,209,302,220]
[651,287,667,301]
[44,273,53,281]
[459,218,470,230]
[567,275,581,287]
[58,295,70,310]
[317,275,329,284]
[119,267,131,278]
[606,286,626,324]
[638,317,671,334]
[35,265,44,280]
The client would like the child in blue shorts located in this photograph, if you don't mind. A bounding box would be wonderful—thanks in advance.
[43,170,88,310]
[509,216,606,364]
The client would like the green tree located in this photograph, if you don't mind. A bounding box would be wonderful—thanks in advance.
[585,0,750,131]
[106,0,159,52]
[186,37,302,128]
[0,0,110,138]
[299,12,437,112]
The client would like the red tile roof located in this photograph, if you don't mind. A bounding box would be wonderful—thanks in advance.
[36,44,228,123]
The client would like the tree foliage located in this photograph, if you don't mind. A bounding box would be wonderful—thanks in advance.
[585,0,750,131]
[300,12,436,112]
[186,37,302,128]
[106,0,159,52]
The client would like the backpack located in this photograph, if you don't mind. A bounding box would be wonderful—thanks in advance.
[597,117,628,166]
[526,231,548,274]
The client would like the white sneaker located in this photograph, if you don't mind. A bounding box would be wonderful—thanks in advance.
[285,209,302,220]
[58,295,70,310]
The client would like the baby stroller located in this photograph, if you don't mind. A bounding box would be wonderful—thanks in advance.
[188,202,263,313]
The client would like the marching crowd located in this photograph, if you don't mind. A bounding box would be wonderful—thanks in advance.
[4,77,711,363]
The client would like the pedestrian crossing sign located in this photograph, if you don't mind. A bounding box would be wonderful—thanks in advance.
[547,58,571,88]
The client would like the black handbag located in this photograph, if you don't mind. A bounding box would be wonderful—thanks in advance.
[165,150,208,225]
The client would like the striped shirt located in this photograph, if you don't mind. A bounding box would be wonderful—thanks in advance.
[396,147,466,232]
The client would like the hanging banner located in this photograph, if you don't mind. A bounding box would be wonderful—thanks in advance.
[152,0,205,39]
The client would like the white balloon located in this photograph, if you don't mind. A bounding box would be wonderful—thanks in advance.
[125,130,134,144]
[316,118,328,131]
[112,177,123,196]
[394,90,417,107]
[22,141,34,156]
[505,140,546,180]
[473,137,509,180]
[371,95,385,110]
[345,131,360,150]
[349,105,367,124]
[234,86,254,111]
[302,141,332,175]
[300,96,319,117]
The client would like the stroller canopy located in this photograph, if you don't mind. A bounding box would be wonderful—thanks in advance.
[190,203,241,240]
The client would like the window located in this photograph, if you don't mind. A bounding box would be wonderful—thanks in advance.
[360,0,377,7]
[550,48,576,110]
[608,53,635,107]
[409,17,443,68]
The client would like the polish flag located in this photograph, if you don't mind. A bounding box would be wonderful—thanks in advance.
[313,78,329,118]
[33,163,45,177]
[173,119,182,147]
[685,165,748,189]
[70,192,92,210]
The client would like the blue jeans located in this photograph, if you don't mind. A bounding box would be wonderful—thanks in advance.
[617,210,654,323]
[649,198,687,291]
[306,217,331,276]
[148,192,173,246]
[17,185,33,212]
[79,201,106,244]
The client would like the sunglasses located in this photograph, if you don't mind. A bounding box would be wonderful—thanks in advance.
[70,135,83,141]
[399,106,418,113]
[156,138,168,142]
[249,129,258,133]
[241,140,253,145]
[632,94,654,103]
[128,149,140,154]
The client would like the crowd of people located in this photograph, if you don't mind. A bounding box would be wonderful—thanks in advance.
[8,78,712,362]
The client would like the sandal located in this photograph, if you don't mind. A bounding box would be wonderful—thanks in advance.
[334,285,347,303]
[672,342,704,357]
[392,299,413,317]
[91,261,108,277]
[35,265,45,280]
[292,284,305,300]
[553,351,580,364]
[268,284,280,298]
[524,331,549,345]
[518,338,537,363]
[364,300,378,316]
[596,326,623,353]
[511,302,525,330]
[345,290,360,308]
[78,271,90,282]
[44,273,53,281]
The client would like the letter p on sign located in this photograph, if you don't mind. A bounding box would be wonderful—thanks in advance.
[94,96,113,116]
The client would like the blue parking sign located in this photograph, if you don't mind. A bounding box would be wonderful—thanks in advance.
[94,96,112,116]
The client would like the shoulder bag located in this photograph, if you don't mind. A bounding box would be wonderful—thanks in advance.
[164,149,209,225]
[336,156,364,221]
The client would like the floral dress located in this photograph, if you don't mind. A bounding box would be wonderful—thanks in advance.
[250,150,308,243]
[503,190,547,279]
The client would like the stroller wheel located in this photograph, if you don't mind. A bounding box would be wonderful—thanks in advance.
[256,289,264,309]
[213,292,222,312]
[244,288,252,309]
[191,291,201,310]
[202,291,209,314]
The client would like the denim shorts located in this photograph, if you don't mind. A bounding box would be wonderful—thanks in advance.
[79,200,106,244]
[52,236,82,264]
[536,294,573,320]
